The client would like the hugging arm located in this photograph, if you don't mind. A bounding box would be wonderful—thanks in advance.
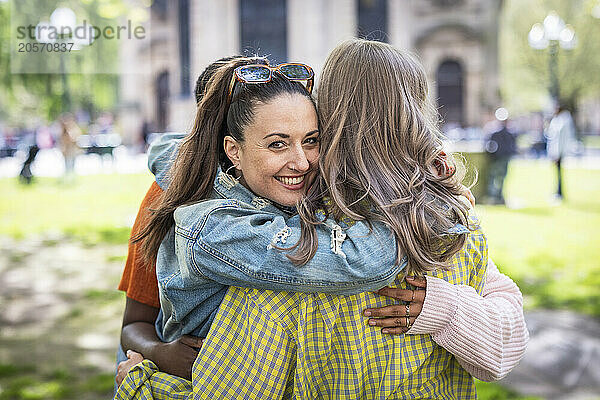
[369,259,528,381]
[120,298,202,383]
[117,181,201,384]
[410,259,528,381]
[175,201,403,295]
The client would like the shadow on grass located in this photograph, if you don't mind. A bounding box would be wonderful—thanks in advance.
[0,255,122,399]
[0,306,119,400]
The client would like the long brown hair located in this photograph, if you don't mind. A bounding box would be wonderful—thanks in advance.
[134,56,315,263]
[294,38,471,276]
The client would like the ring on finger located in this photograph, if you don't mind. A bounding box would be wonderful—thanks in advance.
[405,303,410,317]
[411,290,415,302]
[405,316,411,329]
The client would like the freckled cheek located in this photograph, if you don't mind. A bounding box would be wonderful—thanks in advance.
[307,149,320,169]
[251,157,282,182]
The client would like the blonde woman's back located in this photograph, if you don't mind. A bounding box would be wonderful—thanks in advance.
[190,215,487,399]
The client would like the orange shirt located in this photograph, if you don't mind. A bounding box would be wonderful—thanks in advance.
[118,182,163,308]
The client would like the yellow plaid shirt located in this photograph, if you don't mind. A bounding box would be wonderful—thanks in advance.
[117,221,487,400]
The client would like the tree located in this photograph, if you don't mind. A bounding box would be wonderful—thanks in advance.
[500,0,600,114]
[0,0,145,124]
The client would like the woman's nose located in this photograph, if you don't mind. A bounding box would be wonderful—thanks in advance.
[289,146,310,172]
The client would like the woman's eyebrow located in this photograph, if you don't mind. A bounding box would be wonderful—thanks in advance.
[263,133,289,139]
[262,130,318,140]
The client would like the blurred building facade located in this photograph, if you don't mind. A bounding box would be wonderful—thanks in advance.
[118,0,503,144]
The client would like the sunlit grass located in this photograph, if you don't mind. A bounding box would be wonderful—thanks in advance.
[0,173,154,245]
[476,379,542,400]
[477,158,600,316]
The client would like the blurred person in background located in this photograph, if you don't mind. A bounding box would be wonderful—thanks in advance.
[18,126,39,185]
[58,113,82,181]
[546,104,576,200]
[140,120,154,152]
[485,108,517,205]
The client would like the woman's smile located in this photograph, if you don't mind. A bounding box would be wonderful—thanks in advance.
[274,174,307,189]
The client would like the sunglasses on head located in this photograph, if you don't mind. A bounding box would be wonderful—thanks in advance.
[227,63,314,105]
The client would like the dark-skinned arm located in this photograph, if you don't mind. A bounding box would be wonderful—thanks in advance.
[119,297,202,383]
[117,181,200,385]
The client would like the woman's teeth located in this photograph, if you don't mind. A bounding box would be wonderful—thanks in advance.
[277,176,304,185]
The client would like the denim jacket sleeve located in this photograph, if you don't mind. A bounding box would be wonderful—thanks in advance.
[147,132,186,190]
[174,199,405,295]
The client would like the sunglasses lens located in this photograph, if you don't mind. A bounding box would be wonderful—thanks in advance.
[238,66,271,82]
[278,64,312,80]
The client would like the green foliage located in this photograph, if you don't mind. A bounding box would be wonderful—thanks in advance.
[500,0,600,112]
[0,0,134,122]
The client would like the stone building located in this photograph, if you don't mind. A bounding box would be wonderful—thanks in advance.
[118,0,503,144]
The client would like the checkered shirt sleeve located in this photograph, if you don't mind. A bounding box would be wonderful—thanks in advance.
[115,360,192,400]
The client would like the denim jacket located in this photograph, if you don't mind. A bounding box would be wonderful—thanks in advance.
[148,134,461,341]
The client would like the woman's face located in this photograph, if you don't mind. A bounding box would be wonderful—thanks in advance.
[226,93,319,207]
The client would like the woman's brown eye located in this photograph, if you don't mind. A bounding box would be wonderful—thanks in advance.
[269,141,286,149]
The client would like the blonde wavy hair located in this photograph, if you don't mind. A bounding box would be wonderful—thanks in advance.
[292,38,471,276]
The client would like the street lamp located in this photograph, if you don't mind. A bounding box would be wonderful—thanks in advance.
[528,11,577,106]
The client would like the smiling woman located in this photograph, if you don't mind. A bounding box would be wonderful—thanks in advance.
[223,93,320,206]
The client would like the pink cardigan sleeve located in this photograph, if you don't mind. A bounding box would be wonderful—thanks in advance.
[406,259,529,381]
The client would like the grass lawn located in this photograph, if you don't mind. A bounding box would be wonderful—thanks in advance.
[0,159,598,400]
[0,173,154,245]
[477,158,600,316]
[583,134,600,150]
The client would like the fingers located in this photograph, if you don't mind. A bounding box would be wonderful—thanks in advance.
[376,287,425,302]
[405,276,427,289]
[364,302,422,318]
[117,356,143,388]
[368,316,419,334]
[459,185,476,207]
[126,350,144,363]
[116,371,124,387]
[465,189,476,207]
[116,362,128,386]
[368,316,417,328]
[380,327,409,335]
